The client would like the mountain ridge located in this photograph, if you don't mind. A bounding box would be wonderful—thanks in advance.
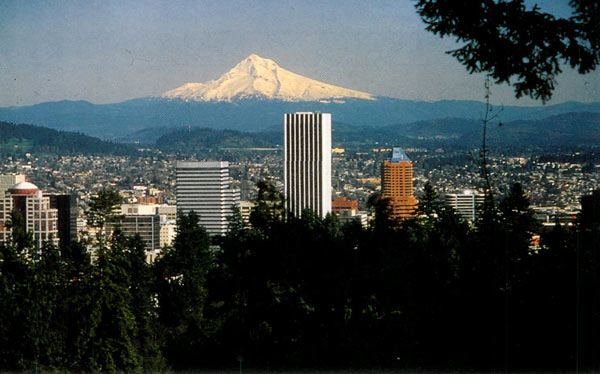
[1,112,597,159]
[1,97,599,139]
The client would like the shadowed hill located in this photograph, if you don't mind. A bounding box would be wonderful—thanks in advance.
[0,121,139,156]
[155,127,276,153]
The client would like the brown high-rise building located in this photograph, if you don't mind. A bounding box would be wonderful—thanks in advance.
[381,147,418,219]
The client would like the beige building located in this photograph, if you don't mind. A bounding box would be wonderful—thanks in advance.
[240,200,255,224]
[106,214,161,262]
[0,174,26,194]
[0,181,59,249]
[111,203,178,261]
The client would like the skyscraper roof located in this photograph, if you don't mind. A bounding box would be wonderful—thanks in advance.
[8,181,39,195]
[389,147,411,163]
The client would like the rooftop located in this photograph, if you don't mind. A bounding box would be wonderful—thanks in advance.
[388,147,411,163]
[8,181,39,195]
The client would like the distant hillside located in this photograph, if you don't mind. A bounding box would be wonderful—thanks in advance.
[0,121,138,156]
[458,112,600,147]
[374,113,600,148]
[117,126,185,144]
[4,111,595,158]
[1,97,598,140]
[156,127,276,153]
[254,112,600,149]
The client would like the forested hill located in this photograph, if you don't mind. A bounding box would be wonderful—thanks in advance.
[0,121,139,156]
[155,127,277,153]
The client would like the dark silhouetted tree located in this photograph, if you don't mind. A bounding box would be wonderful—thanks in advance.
[154,211,212,369]
[415,0,599,102]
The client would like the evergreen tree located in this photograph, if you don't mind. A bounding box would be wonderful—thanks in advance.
[207,207,255,365]
[249,179,285,233]
[522,220,576,367]
[76,230,141,373]
[155,211,212,369]
[366,192,398,232]
[0,210,35,370]
[124,235,166,371]
[85,188,123,244]
[576,190,600,369]
[29,240,69,370]
[417,181,443,218]
[458,191,505,367]
[62,241,95,371]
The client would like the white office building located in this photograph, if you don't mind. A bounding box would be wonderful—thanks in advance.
[445,190,485,223]
[284,112,332,217]
[175,161,240,235]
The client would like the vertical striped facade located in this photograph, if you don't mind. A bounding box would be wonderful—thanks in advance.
[175,161,240,236]
[445,191,485,223]
[284,112,332,217]
[106,214,161,261]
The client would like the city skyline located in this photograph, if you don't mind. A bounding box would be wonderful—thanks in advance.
[1,0,598,108]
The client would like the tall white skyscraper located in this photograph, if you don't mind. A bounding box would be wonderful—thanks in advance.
[175,161,240,235]
[284,112,332,217]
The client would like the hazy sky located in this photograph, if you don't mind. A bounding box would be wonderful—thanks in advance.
[1,0,598,107]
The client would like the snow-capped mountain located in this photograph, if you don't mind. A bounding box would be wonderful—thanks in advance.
[161,54,375,102]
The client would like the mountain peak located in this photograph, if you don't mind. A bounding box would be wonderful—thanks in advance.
[245,53,272,64]
[161,54,375,102]
[227,54,280,79]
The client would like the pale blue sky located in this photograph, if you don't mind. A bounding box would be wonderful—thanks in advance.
[1,0,597,107]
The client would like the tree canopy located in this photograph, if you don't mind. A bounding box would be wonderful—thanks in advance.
[1,181,599,371]
[415,0,599,102]
[85,189,123,230]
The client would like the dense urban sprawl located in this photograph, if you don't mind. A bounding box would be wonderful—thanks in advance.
[2,146,597,221]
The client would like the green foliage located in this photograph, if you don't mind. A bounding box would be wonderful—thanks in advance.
[366,192,398,232]
[86,188,124,230]
[29,241,70,370]
[417,181,443,218]
[154,211,212,368]
[0,121,139,156]
[249,179,285,232]
[0,211,35,370]
[0,183,598,370]
[156,127,275,155]
[415,0,599,102]
[80,231,141,372]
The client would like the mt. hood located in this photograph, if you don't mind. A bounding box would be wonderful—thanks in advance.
[161,54,375,102]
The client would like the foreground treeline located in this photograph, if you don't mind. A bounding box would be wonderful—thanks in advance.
[1,182,599,372]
